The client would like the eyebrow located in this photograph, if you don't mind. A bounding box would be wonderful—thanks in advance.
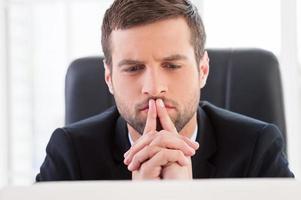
[161,54,188,62]
[117,54,188,67]
[117,59,144,68]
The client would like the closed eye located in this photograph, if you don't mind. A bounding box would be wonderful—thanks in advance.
[123,64,145,73]
[163,63,181,69]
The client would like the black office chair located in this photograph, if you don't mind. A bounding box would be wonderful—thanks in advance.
[65,48,287,150]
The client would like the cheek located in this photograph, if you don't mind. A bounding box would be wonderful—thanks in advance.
[173,69,199,91]
[112,73,140,99]
[170,70,200,108]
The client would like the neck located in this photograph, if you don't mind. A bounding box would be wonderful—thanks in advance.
[179,112,197,138]
[127,112,198,143]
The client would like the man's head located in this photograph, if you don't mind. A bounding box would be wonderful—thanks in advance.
[102,0,206,67]
[102,0,209,135]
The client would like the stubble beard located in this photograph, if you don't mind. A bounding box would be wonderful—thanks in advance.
[114,92,200,135]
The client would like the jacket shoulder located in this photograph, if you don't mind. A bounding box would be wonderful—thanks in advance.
[63,106,120,138]
[200,101,283,150]
[36,106,121,181]
[200,101,268,131]
[200,101,292,177]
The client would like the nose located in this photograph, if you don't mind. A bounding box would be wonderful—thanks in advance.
[141,68,167,96]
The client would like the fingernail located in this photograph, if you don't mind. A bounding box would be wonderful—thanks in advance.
[128,163,133,171]
[193,141,199,149]
[124,151,129,158]
[157,99,164,107]
[148,99,152,107]
[189,148,195,155]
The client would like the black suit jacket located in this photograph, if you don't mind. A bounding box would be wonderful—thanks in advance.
[36,101,293,181]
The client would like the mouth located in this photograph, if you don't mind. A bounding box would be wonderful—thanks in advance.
[165,105,175,109]
[139,104,175,112]
[139,106,149,112]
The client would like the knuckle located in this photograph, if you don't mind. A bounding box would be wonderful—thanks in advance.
[158,135,166,143]
[132,154,139,165]
[160,149,168,160]
[129,147,136,154]
[144,144,150,151]
[150,135,162,146]
[180,140,190,150]
[140,162,147,172]
[146,145,155,157]
[148,146,156,156]
[140,170,147,178]
[140,162,150,175]
[177,150,185,158]
[144,134,151,141]
[147,132,157,142]
[147,130,156,135]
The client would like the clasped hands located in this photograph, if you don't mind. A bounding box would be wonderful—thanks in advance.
[124,99,199,180]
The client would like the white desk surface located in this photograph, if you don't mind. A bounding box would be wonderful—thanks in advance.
[1,179,300,200]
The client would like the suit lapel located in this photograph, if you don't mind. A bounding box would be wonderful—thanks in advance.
[192,105,217,178]
[112,116,131,179]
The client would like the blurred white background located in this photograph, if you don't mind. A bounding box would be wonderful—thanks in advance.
[0,0,300,187]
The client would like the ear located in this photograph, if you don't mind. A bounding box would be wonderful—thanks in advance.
[103,59,114,95]
[198,51,210,89]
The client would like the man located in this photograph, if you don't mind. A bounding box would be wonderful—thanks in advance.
[36,0,293,181]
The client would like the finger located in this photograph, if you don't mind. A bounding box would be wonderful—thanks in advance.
[124,99,157,163]
[156,99,177,133]
[124,131,158,165]
[125,131,199,165]
[127,145,162,171]
[143,99,157,134]
[180,135,200,150]
[132,167,162,180]
[124,130,199,160]
[141,149,189,171]
[149,131,196,156]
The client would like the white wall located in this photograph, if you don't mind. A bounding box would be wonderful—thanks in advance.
[280,0,301,178]
[0,0,8,188]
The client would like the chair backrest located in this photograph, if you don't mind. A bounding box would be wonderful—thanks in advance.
[65,48,286,147]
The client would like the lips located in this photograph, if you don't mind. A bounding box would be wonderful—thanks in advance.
[165,105,175,109]
[138,103,175,112]
[139,106,149,112]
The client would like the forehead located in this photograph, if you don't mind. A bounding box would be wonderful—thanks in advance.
[110,17,195,63]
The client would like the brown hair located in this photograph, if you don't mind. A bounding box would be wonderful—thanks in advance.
[101,0,206,67]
